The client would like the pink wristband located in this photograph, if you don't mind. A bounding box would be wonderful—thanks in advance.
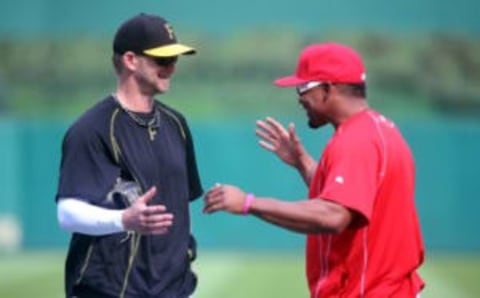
[242,193,255,215]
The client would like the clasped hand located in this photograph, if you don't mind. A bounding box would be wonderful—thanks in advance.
[122,187,174,235]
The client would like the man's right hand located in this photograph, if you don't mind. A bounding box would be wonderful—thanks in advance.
[256,117,307,168]
[256,117,317,185]
[121,186,174,235]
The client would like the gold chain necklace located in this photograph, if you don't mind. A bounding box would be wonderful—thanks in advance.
[112,95,161,141]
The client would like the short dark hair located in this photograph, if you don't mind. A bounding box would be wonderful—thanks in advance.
[112,53,124,74]
[335,83,367,98]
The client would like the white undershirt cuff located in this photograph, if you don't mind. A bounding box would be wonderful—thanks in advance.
[57,198,125,236]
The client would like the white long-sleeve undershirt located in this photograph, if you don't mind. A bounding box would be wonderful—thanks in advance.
[57,198,125,235]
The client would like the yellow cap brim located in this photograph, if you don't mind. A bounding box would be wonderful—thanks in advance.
[143,44,196,57]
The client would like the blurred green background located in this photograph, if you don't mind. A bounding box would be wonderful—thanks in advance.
[0,0,479,297]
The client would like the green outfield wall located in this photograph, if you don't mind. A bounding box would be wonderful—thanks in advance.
[0,0,479,37]
[0,117,478,252]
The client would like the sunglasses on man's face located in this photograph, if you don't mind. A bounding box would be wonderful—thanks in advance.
[296,81,323,96]
[152,56,178,67]
[140,55,178,67]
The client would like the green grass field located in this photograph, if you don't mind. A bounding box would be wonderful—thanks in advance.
[0,251,479,298]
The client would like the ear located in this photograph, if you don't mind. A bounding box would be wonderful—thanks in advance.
[122,51,139,72]
[322,83,337,103]
[321,84,330,102]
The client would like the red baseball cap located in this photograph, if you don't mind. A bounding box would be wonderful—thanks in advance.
[274,42,366,87]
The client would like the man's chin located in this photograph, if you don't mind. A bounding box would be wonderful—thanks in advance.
[308,121,319,129]
[308,119,328,129]
[156,80,170,94]
[155,86,169,94]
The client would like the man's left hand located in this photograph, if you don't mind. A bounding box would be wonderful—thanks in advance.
[203,184,246,215]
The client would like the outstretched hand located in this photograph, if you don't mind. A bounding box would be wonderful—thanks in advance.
[256,117,308,169]
[122,186,174,235]
[203,184,246,215]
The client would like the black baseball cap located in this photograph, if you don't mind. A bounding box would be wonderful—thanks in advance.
[113,13,196,57]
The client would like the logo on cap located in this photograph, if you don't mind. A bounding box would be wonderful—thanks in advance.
[164,23,175,40]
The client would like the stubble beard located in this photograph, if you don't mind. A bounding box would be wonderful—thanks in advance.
[308,114,329,129]
[136,73,168,96]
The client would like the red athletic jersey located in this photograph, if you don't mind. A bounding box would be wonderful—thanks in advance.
[307,110,424,298]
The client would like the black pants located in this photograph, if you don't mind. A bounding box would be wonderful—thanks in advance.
[70,284,193,298]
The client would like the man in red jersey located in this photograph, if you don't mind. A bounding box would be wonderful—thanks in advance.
[203,42,425,297]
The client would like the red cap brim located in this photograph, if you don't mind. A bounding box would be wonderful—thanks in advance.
[273,75,309,87]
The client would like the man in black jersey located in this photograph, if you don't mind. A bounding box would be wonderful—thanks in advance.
[55,13,203,298]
